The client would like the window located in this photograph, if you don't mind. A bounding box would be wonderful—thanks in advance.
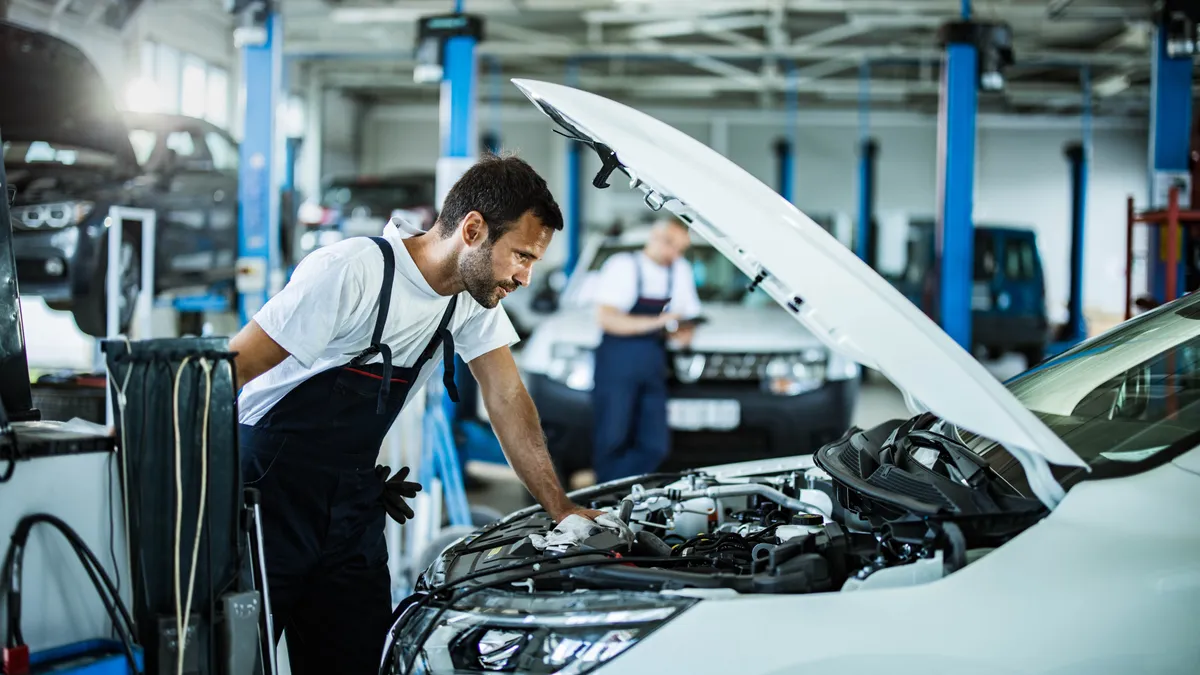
[154,43,181,114]
[973,233,996,281]
[165,131,199,159]
[136,41,231,129]
[128,129,158,166]
[206,67,229,128]
[181,55,208,118]
[205,132,238,171]
[1005,237,1037,281]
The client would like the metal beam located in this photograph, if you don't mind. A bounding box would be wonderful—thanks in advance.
[623,14,768,40]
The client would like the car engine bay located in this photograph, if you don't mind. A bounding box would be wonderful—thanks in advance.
[387,417,1052,673]
[418,417,1047,600]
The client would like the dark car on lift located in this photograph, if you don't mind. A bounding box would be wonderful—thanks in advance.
[293,172,436,263]
[1,21,239,336]
[886,219,1048,366]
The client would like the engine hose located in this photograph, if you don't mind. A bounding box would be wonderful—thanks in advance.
[942,521,968,574]
[636,483,829,517]
[618,498,634,524]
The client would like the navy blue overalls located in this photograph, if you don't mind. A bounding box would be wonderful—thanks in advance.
[237,236,459,675]
[592,255,673,483]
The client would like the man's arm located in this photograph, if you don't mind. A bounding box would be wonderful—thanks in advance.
[597,305,679,336]
[469,346,602,522]
[229,320,291,390]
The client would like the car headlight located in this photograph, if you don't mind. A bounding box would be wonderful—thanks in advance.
[17,201,94,229]
[388,590,694,674]
[546,344,594,392]
[762,349,826,396]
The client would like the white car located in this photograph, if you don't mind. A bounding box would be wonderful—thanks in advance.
[381,80,1200,675]
[520,226,861,480]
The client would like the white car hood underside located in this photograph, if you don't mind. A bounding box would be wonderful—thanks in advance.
[513,80,1086,500]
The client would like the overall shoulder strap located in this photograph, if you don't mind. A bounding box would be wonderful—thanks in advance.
[415,295,461,403]
[350,236,398,413]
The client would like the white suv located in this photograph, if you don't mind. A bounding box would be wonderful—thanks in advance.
[519,225,861,481]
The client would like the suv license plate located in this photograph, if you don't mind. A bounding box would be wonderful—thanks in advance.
[668,399,741,431]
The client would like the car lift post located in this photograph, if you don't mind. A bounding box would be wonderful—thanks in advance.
[234,4,284,327]
[1057,67,1091,351]
[1147,12,1195,304]
[774,62,798,204]
[856,60,877,265]
[935,1,980,351]
[564,60,583,278]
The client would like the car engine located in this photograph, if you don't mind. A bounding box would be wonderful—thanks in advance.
[419,462,948,597]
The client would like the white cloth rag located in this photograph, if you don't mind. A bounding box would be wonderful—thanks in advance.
[529,513,634,551]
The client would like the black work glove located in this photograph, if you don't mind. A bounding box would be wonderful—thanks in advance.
[376,465,422,524]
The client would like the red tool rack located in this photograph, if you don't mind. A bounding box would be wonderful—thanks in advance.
[1126,185,1200,320]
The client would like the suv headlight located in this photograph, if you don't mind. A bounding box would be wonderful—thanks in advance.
[389,590,694,674]
[762,349,826,396]
[546,344,594,392]
[17,201,94,229]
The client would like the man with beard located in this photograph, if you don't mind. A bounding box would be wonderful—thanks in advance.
[229,155,603,674]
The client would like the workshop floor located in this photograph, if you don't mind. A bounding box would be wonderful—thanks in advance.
[463,359,1033,515]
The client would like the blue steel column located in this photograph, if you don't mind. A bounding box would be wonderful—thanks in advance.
[1063,67,1091,345]
[775,62,797,203]
[237,12,283,326]
[936,11,979,350]
[564,61,583,277]
[856,60,873,262]
[1148,24,1195,301]
[436,8,478,525]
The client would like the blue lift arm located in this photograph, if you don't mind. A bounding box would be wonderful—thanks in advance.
[1148,22,1195,303]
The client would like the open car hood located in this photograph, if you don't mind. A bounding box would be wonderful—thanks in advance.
[514,79,1086,508]
[0,21,137,167]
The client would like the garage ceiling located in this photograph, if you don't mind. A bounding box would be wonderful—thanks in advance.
[282,0,1177,116]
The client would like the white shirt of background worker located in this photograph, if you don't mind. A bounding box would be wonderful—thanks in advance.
[592,227,703,343]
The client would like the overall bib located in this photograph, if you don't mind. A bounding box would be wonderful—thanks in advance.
[591,257,673,483]
[237,236,459,674]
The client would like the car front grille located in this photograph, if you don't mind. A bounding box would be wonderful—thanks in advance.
[671,351,827,384]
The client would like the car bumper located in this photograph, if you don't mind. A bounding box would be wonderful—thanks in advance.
[529,373,858,474]
[11,226,83,304]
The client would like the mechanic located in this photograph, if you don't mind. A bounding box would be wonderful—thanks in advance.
[228,155,603,675]
[591,216,702,482]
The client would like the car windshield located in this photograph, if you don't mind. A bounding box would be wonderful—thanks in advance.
[2,140,119,168]
[321,180,435,216]
[947,293,1200,490]
[585,242,770,305]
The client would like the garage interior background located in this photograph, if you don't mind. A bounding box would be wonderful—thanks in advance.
[2,0,1196,670]
[5,0,1166,342]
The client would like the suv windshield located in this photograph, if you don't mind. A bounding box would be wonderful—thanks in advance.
[321,180,434,217]
[952,293,1200,489]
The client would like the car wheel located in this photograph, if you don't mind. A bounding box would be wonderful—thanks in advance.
[71,235,140,337]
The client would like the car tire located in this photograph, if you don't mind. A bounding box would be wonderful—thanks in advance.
[71,233,140,337]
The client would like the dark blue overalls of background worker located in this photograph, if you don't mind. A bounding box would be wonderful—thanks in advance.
[592,217,702,483]
[227,156,604,675]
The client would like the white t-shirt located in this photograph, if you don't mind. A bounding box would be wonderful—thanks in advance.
[592,252,702,319]
[238,219,519,425]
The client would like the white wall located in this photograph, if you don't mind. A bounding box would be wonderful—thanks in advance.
[362,104,1148,320]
